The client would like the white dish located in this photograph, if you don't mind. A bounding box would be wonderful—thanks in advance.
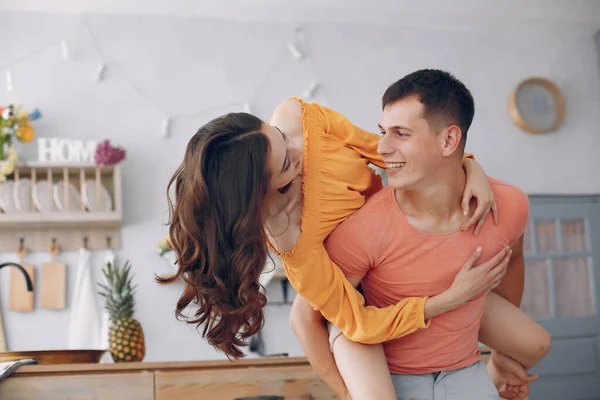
[13,179,32,212]
[82,181,112,212]
[32,180,57,212]
[53,180,82,212]
[0,180,16,213]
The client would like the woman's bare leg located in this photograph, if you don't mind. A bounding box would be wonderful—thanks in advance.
[479,292,552,388]
[328,323,397,400]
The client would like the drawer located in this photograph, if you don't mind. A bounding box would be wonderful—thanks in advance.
[0,372,154,400]
[155,365,337,400]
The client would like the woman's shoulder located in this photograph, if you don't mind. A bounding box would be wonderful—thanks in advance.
[273,98,304,116]
[269,98,304,136]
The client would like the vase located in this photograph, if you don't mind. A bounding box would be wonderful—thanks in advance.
[0,160,9,182]
[0,144,16,181]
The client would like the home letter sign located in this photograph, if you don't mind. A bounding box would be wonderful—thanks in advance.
[37,138,97,163]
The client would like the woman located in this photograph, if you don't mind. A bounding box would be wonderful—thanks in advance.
[160,97,547,398]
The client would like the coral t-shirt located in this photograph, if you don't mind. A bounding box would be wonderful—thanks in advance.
[324,178,529,374]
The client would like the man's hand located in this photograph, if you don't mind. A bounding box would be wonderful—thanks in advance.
[491,351,538,400]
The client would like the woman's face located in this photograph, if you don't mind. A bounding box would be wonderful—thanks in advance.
[263,123,302,193]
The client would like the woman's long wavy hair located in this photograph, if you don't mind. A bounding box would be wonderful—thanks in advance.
[157,112,272,359]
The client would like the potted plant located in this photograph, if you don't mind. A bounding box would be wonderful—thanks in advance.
[156,237,178,271]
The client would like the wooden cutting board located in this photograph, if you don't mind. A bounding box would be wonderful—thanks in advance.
[8,248,35,312]
[40,243,67,310]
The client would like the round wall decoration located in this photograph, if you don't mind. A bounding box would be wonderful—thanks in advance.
[508,77,566,134]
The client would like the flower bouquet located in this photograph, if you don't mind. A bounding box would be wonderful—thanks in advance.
[0,105,41,182]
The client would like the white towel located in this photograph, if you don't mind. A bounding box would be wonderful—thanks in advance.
[0,359,37,382]
[99,249,116,352]
[67,248,102,349]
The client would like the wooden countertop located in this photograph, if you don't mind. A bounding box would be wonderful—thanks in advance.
[12,346,491,378]
[11,356,312,377]
[4,356,337,400]
[7,353,494,400]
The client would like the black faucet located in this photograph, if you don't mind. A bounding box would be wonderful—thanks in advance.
[0,262,34,291]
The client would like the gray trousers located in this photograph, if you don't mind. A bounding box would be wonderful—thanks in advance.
[391,361,498,400]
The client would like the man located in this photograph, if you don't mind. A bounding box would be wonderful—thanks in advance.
[290,69,549,399]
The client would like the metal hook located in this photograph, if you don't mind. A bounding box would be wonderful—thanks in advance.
[106,236,111,249]
[83,236,88,249]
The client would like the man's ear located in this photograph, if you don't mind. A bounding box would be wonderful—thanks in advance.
[440,125,463,157]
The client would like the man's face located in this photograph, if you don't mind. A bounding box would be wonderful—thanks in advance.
[377,96,444,190]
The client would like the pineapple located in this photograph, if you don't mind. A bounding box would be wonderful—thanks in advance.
[98,259,146,363]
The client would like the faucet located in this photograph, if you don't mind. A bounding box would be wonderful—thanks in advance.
[0,262,34,291]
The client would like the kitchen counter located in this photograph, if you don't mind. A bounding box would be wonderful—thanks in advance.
[3,350,492,400]
[1,356,337,400]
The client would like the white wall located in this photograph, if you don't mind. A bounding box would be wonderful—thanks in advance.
[0,3,599,362]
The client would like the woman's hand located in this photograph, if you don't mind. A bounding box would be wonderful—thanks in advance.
[424,246,512,319]
[460,158,499,235]
[448,245,511,305]
[491,351,538,400]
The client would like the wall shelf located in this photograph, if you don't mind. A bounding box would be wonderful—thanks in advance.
[0,212,122,229]
[0,162,123,252]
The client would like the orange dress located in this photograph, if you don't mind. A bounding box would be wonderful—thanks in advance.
[269,98,472,343]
